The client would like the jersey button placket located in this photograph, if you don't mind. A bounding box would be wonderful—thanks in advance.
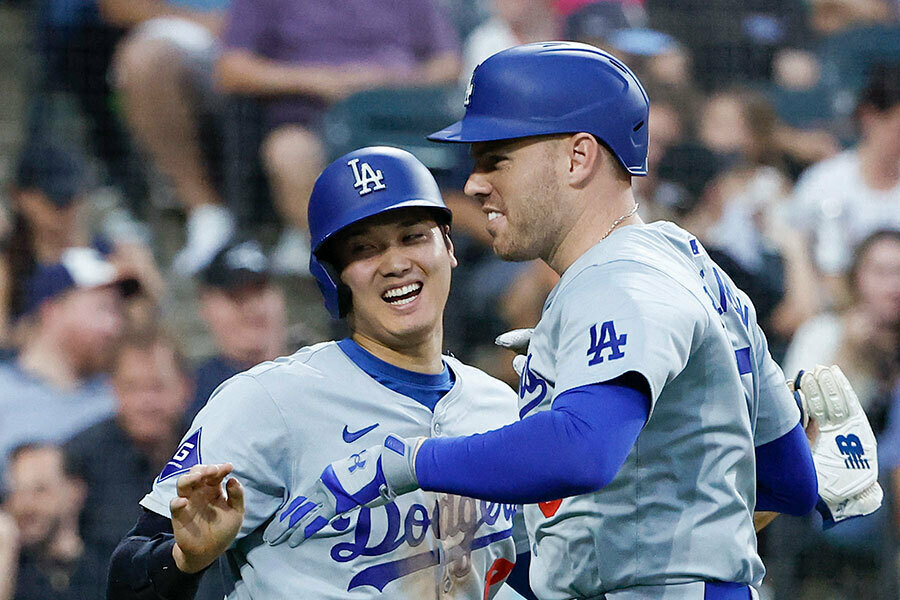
[433,422,442,435]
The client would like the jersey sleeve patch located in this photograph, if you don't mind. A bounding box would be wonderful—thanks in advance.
[587,320,627,365]
[157,428,202,483]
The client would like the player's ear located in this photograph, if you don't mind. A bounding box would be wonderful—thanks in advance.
[566,133,600,188]
[440,225,458,269]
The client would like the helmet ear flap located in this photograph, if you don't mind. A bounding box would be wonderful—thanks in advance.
[310,255,349,319]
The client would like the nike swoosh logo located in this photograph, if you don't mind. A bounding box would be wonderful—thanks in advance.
[342,423,379,443]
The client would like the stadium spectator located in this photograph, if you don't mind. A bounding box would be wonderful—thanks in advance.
[0,248,137,478]
[0,142,165,350]
[768,230,900,600]
[782,229,900,414]
[461,0,559,83]
[565,2,695,95]
[791,63,900,291]
[646,0,811,89]
[807,0,895,35]
[632,80,697,218]
[214,0,461,274]
[63,327,226,600]
[187,239,287,421]
[0,443,105,600]
[1,144,90,347]
[107,0,233,276]
[64,327,191,562]
[654,142,818,359]
[698,86,838,180]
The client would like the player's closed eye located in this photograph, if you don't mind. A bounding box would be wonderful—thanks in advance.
[349,242,379,259]
[476,155,506,172]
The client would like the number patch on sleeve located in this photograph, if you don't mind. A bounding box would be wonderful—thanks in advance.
[587,320,627,365]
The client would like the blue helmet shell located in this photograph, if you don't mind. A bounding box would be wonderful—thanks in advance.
[429,41,650,176]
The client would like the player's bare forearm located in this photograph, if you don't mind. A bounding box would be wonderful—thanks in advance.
[753,511,778,532]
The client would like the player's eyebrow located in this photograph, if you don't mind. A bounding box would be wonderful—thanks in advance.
[342,225,371,240]
[470,140,512,160]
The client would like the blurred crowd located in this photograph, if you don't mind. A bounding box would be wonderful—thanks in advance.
[0,0,897,598]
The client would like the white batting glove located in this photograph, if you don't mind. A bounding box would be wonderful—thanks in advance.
[263,435,424,547]
[793,365,882,528]
[495,328,533,377]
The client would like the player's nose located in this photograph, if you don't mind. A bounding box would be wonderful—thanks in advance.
[463,172,491,201]
[377,244,413,277]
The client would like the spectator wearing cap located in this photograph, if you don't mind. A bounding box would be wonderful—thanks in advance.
[63,327,226,600]
[185,239,287,422]
[0,143,165,350]
[792,62,900,296]
[1,143,90,347]
[0,443,106,600]
[0,247,138,479]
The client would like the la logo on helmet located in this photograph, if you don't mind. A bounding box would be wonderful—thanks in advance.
[348,158,386,196]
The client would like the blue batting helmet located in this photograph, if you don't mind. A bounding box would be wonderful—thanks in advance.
[308,146,452,318]
[428,41,650,176]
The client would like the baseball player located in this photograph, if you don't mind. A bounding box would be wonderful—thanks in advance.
[106,147,533,599]
[266,43,882,599]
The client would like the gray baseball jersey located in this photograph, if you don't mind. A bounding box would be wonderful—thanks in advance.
[141,342,522,599]
[517,222,800,599]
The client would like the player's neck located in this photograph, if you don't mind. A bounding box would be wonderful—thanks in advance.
[546,187,642,274]
[350,330,446,374]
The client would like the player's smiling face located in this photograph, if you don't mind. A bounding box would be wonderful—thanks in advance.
[465,135,567,262]
[331,208,456,347]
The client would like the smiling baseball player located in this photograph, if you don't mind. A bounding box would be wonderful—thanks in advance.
[266,43,881,600]
[106,147,531,600]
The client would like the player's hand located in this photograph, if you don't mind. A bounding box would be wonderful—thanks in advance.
[495,328,533,377]
[170,463,245,573]
[264,435,423,547]
[792,365,882,528]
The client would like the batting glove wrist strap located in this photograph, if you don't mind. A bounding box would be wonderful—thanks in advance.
[379,435,423,499]
[794,365,882,528]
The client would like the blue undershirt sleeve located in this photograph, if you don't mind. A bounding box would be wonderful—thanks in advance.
[415,374,651,503]
[755,422,818,515]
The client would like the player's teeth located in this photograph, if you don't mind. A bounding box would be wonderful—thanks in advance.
[391,295,417,306]
[487,212,501,221]
[383,283,422,299]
